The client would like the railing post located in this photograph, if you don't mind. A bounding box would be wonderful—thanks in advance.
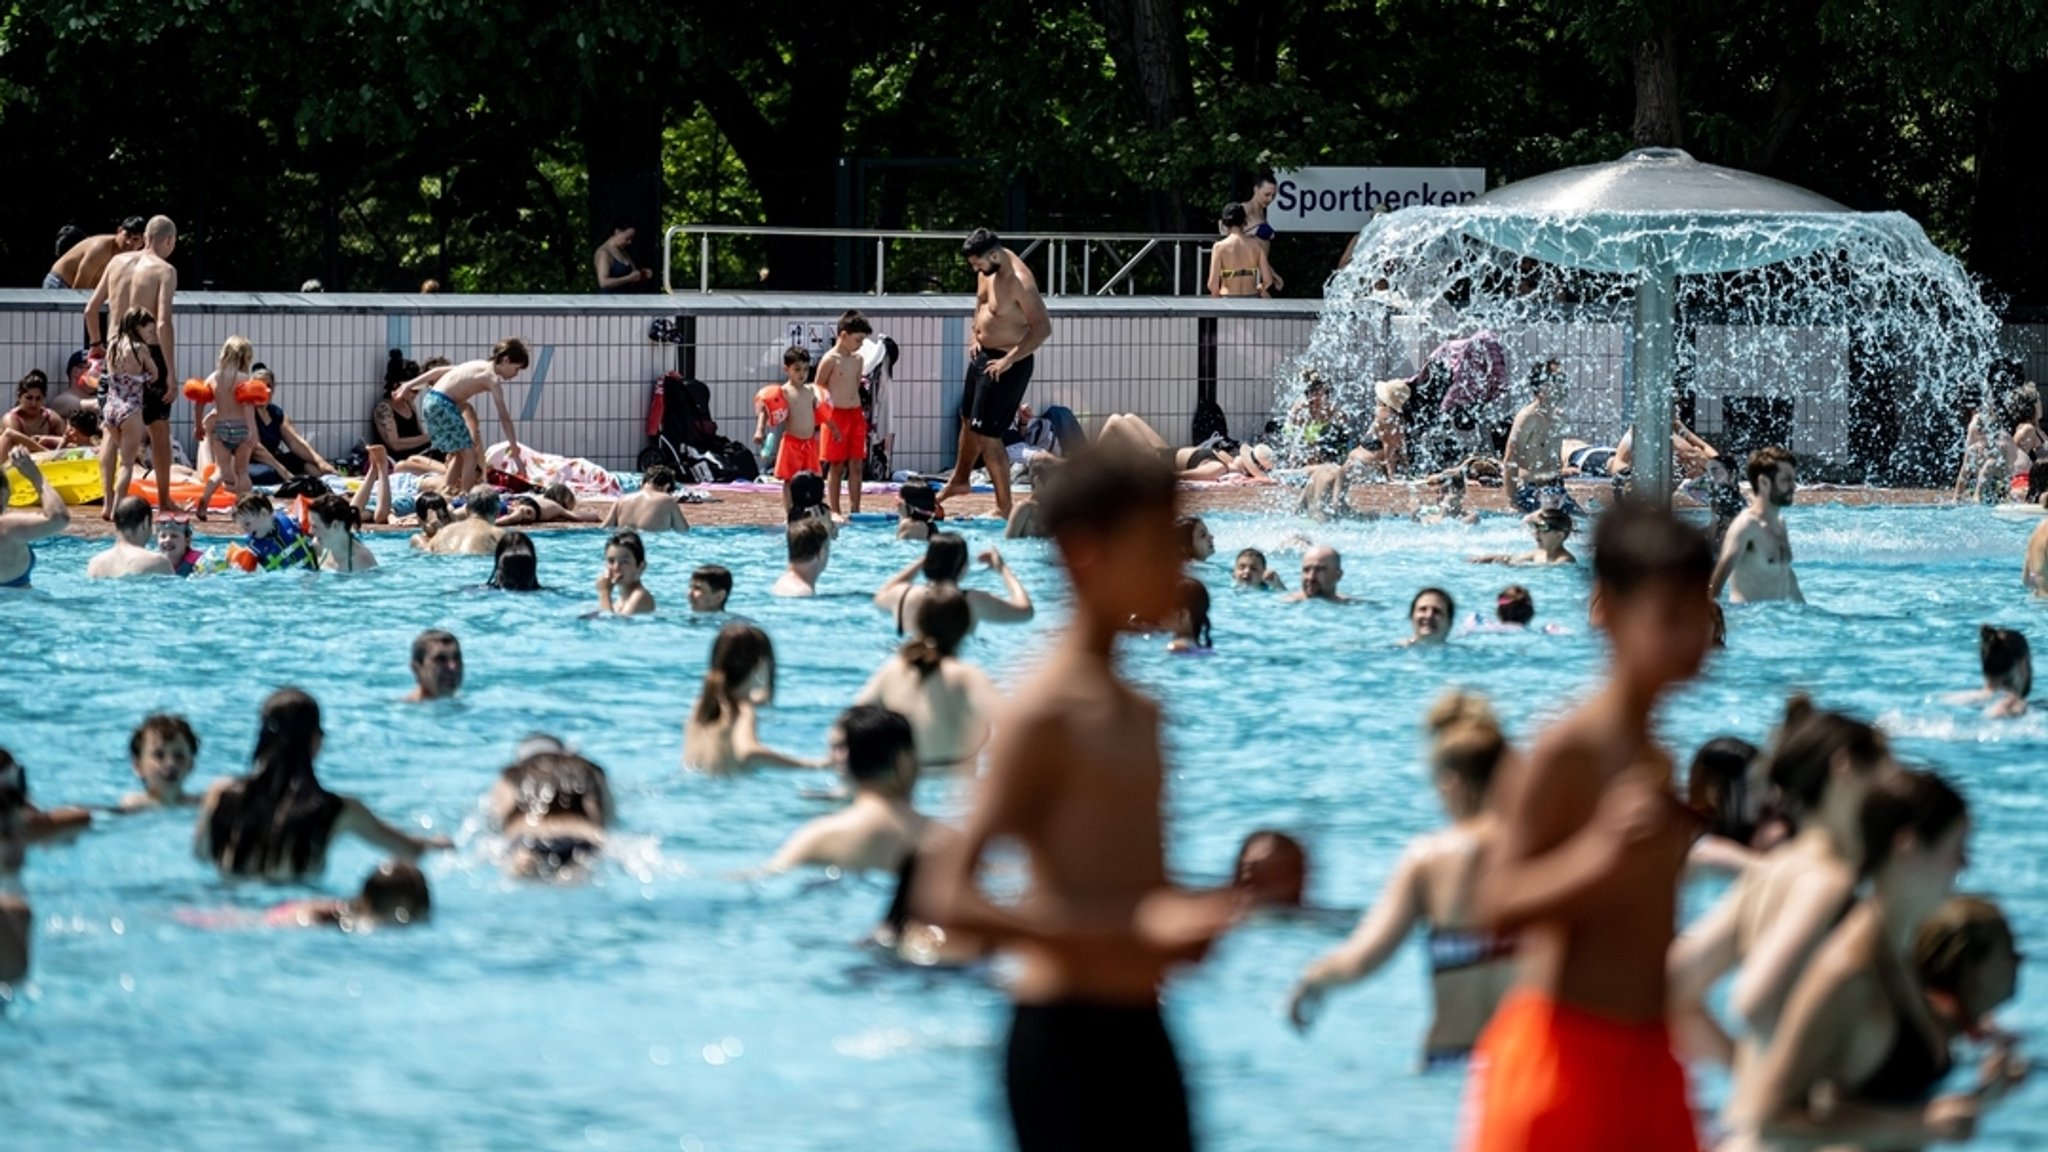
[661,226,679,293]
[1173,244,1182,296]
[875,236,885,295]
[1082,242,1092,296]
[699,234,711,294]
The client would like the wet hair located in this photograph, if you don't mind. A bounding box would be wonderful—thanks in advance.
[233,492,275,521]
[540,483,574,510]
[1496,585,1535,625]
[17,370,47,398]
[837,310,873,336]
[308,493,358,535]
[783,345,811,368]
[642,464,677,492]
[922,532,969,582]
[359,860,431,923]
[787,470,825,512]
[203,688,344,878]
[904,586,971,680]
[1592,500,1714,596]
[463,486,501,520]
[1175,516,1210,560]
[961,228,1001,258]
[413,491,451,527]
[112,495,153,534]
[1687,736,1761,843]
[1220,203,1248,228]
[1979,626,2031,697]
[840,705,915,786]
[1037,448,1177,540]
[1766,694,1888,820]
[1746,445,1797,493]
[489,338,531,368]
[606,529,646,567]
[1410,586,1456,620]
[787,517,830,563]
[130,713,199,761]
[691,564,732,596]
[1234,830,1308,906]
[1533,508,1573,535]
[497,752,614,828]
[1913,895,2015,999]
[1425,691,1506,794]
[694,622,776,726]
[898,479,937,522]
[1859,769,1967,880]
[488,532,540,591]
[411,629,460,666]
[1177,578,1213,648]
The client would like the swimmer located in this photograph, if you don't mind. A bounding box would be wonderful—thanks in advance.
[1678,735,1771,877]
[410,491,454,543]
[8,749,91,844]
[874,533,1033,632]
[486,748,613,879]
[1942,625,2030,717]
[0,447,71,588]
[601,464,691,532]
[389,338,527,494]
[772,517,831,598]
[417,486,504,555]
[897,478,940,541]
[266,860,431,929]
[2027,515,2048,597]
[1167,577,1213,653]
[1400,587,1455,647]
[1285,545,1350,603]
[1289,692,1516,1065]
[1494,585,1534,628]
[1471,508,1577,566]
[1232,547,1286,591]
[1176,516,1215,562]
[87,496,175,578]
[1415,471,1481,526]
[785,470,838,538]
[1233,830,1308,909]
[308,493,378,573]
[1711,446,1803,604]
[595,529,655,616]
[1004,456,1058,539]
[1680,454,1746,547]
[486,531,543,591]
[855,587,1001,771]
[230,492,317,571]
[498,482,598,528]
[1913,896,2023,1049]
[152,510,206,577]
[913,449,1242,1152]
[119,713,202,811]
[1502,359,1567,513]
[0,750,29,982]
[1466,502,1715,1152]
[688,564,732,613]
[766,706,932,874]
[684,623,820,775]
[405,630,464,701]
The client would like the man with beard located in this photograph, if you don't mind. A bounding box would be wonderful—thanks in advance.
[937,229,1051,521]
[1709,445,1803,604]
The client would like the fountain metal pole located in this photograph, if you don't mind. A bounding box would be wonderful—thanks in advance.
[1631,238,1676,505]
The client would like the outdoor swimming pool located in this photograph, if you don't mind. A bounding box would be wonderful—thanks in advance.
[2,504,2044,1150]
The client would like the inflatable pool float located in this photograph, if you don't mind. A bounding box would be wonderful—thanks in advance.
[6,453,104,507]
[126,477,241,511]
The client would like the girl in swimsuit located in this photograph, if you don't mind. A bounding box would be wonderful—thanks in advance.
[683,623,819,775]
[308,489,380,573]
[873,533,1034,636]
[854,587,1001,773]
[97,307,156,522]
[485,747,613,879]
[201,336,260,516]
[1287,691,1516,1066]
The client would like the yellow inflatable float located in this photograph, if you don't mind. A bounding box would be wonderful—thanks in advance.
[5,452,104,508]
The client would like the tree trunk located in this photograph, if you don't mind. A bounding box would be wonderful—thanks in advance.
[1970,66,2048,308]
[1630,26,1683,148]
[1092,0,1196,228]
[580,95,665,294]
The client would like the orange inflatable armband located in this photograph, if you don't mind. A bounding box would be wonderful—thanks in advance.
[182,378,215,403]
[233,378,271,406]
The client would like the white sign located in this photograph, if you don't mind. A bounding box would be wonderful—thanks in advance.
[785,320,839,362]
[1271,167,1487,232]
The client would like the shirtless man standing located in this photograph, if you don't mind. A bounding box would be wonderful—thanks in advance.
[1502,359,1567,513]
[1206,204,1275,297]
[938,229,1051,520]
[1710,445,1803,604]
[45,216,145,291]
[87,496,175,578]
[601,464,691,532]
[85,216,179,512]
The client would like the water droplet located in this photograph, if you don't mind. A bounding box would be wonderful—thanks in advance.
[119,973,135,992]
[109,917,124,935]
[719,1036,743,1058]
[648,1045,672,1066]
[701,1044,727,1066]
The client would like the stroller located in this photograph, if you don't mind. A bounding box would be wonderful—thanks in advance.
[637,371,760,483]
[858,334,900,481]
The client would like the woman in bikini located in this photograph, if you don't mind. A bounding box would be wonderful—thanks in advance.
[1094,412,1278,482]
[1207,204,1276,297]
[873,533,1034,637]
[96,307,156,521]
[683,623,818,775]
[854,587,1002,772]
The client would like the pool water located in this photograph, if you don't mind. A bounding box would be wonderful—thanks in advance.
[1,505,2044,1150]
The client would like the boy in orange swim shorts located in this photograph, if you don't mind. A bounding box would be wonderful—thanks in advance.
[772,346,822,487]
[815,310,872,517]
[1463,501,1714,1152]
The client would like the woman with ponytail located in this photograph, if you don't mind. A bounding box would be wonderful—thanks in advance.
[684,623,818,775]
[194,688,450,880]
[872,531,1034,638]
[855,586,1001,772]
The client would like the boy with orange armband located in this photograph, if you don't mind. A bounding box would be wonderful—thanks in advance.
[1463,501,1715,1152]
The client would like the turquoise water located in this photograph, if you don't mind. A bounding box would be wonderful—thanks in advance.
[1,505,2043,1150]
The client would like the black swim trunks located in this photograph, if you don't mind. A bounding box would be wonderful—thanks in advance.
[962,347,1035,438]
[142,343,172,424]
[1007,1000,1193,1152]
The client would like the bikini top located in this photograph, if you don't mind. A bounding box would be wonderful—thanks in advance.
[1858,1009,1950,1103]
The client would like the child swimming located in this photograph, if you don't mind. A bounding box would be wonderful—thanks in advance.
[683,623,818,775]
[1167,577,1213,653]
[765,706,930,875]
[485,748,612,879]
[267,860,431,930]
[1231,547,1285,591]
[231,492,317,571]
[596,529,655,615]
[120,714,202,811]
[688,564,732,613]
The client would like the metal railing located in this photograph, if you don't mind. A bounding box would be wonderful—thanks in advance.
[660,224,1224,297]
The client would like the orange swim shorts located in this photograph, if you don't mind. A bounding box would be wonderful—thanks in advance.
[819,403,868,464]
[1459,991,1699,1152]
[775,432,820,481]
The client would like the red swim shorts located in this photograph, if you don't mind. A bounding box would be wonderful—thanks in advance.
[775,432,820,481]
[1460,991,1699,1152]
[820,404,868,464]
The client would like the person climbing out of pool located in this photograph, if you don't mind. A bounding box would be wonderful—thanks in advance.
[1722,771,2022,1149]
[229,492,318,571]
[766,706,935,875]
[1471,508,1578,566]
[1941,625,2031,718]
[485,745,612,879]
[417,486,504,556]
[406,630,464,702]
[855,586,1002,773]
[771,517,831,598]
[308,493,378,574]
[390,337,527,495]
[1668,698,1897,1071]
[1176,516,1216,562]
[1463,501,1716,1152]
[0,749,30,984]
[873,532,1033,633]
[1166,578,1213,653]
[1288,691,1516,1064]
[688,564,731,613]
[601,464,690,533]
[1502,359,1574,515]
[774,346,823,493]
[896,478,940,541]
[486,531,544,592]
[683,622,822,775]
[87,495,175,578]
[1284,545,1350,604]
[1711,445,1803,604]
[816,310,871,519]
[913,448,1244,1152]
[1400,588,1456,647]
[497,482,597,528]
[195,688,452,881]
[939,228,1052,521]
[1681,453,1747,548]
[595,529,655,616]
[1231,547,1286,591]
[119,713,201,811]
[267,860,432,929]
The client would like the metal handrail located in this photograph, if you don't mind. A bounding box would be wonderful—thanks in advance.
[660,224,1220,297]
